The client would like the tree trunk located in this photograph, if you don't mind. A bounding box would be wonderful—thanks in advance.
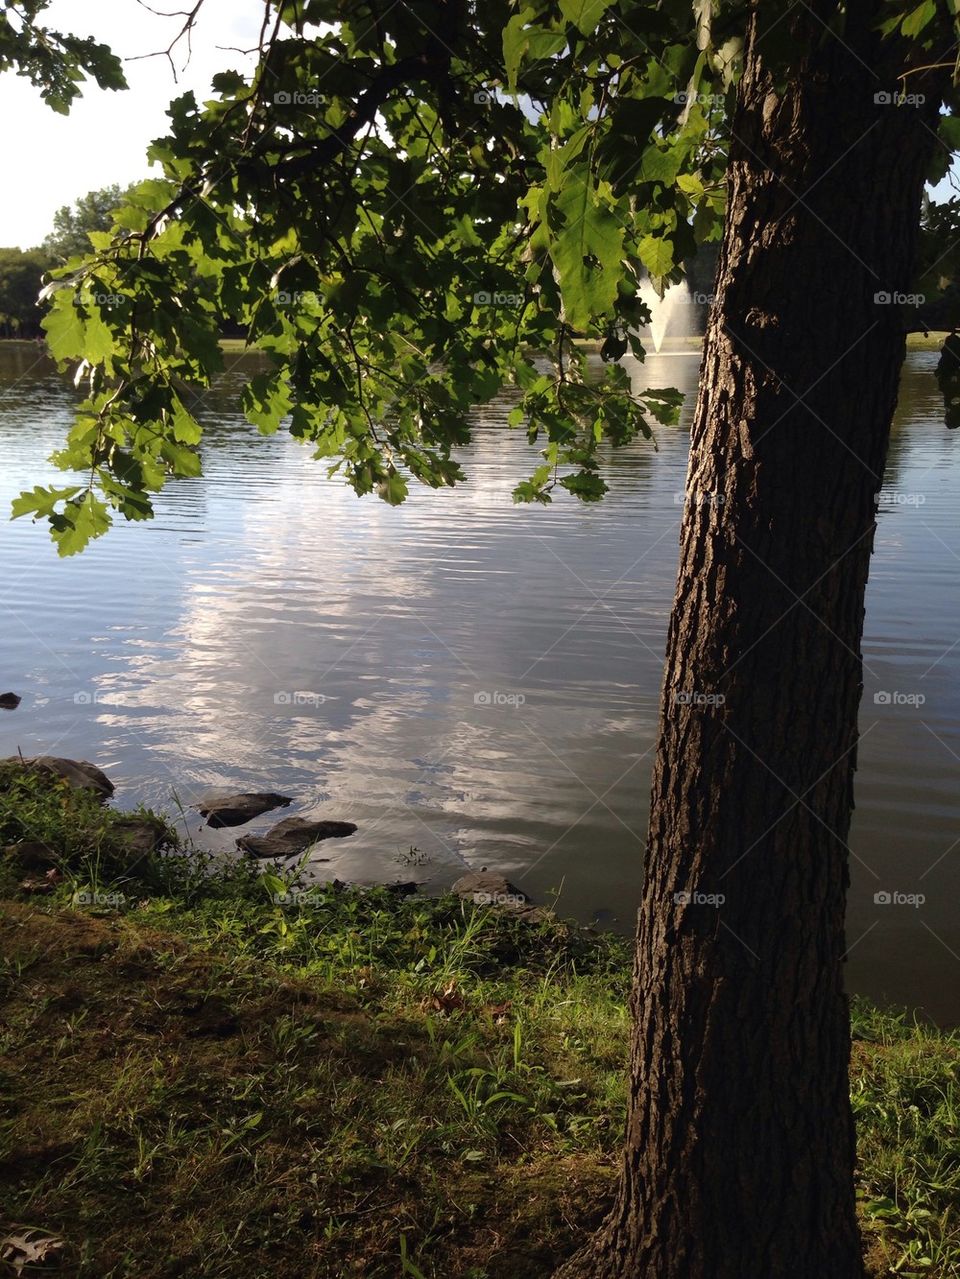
[557,7,950,1277]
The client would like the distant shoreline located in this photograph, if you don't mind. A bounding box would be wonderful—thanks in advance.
[1,332,949,355]
[577,331,949,352]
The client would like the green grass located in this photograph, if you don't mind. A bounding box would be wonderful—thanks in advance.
[906,330,953,350]
[0,764,958,1277]
[852,1003,960,1277]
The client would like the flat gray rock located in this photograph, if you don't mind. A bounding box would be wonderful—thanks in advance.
[451,871,550,921]
[451,871,530,905]
[1,756,114,800]
[237,816,358,858]
[197,791,293,828]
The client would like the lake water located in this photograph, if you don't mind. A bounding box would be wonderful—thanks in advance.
[1,341,958,1022]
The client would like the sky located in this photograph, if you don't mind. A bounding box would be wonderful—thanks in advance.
[0,0,264,249]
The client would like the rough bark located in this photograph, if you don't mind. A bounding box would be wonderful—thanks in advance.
[556,5,951,1277]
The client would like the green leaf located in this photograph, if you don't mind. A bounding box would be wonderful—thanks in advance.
[527,29,568,62]
[42,296,86,362]
[676,173,705,199]
[558,0,612,36]
[171,397,203,445]
[211,70,247,94]
[938,114,960,152]
[260,873,288,898]
[11,485,82,520]
[550,170,625,329]
[503,13,566,90]
[639,144,684,186]
[503,9,536,91]
[638,234,675,278]
[160,441,202,477]
[609,96,671,145]
[50,494,112,556]
[80,306,119,365]
[378,470,409,505]
[98,471,155,521]
[560,471,608,500]
[242,371,294,434]
[513,461,554,503]
[901,0,936,37]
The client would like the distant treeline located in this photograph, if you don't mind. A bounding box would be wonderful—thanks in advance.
[0,247,53,338]
[0,184,141,339]
[0,179,260,343]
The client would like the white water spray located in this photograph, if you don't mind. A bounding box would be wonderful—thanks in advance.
[638,278,693,353]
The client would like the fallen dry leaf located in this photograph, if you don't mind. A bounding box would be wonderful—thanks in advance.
[1,1227,66,1273]
[19,868,62,895]
[420,979,467,1015]
[485,1000,513,1025]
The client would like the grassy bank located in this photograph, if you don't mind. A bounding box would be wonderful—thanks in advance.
[1,331,944,358]
[218,337,256,354]
[1,766,958,1278]
[906,330,953,350]
[575,332,948,354]
[224,331,950,360]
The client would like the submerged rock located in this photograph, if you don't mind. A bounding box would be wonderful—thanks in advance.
[237,816,358,859]
[451,871,550,922]
[1,756,114,801]
[386,881,419,896]
[197,791,293,828]
[0,692,21,710]
[451,871,529,905]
